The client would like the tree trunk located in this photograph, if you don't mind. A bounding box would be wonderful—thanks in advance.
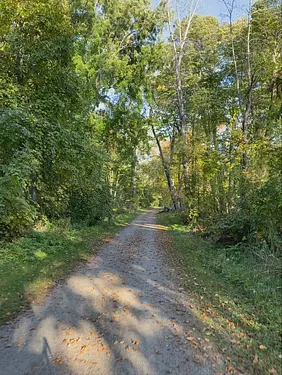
[242,0,253,169]
[151,125,178,210]
[174,54,190,194]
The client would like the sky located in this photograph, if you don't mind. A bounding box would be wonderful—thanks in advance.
[197,0,250,21]
[152,0,251,22]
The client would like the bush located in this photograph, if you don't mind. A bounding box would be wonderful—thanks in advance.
[207,176,282,255]
[0,151,39,238]
[68,186,112,226]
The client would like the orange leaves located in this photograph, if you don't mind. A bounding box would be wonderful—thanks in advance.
[97,344,108,352]
[53,358,63,365]
[62,337,81,345]
[185,331,199,349]
[80,345,88,354]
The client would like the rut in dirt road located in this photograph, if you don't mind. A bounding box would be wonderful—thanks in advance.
[0,211,222,375]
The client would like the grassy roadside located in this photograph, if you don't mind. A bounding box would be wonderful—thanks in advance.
[158,213,281,375]
[0,212,138,326]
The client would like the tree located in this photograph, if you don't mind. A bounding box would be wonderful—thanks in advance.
[0,0,164,236]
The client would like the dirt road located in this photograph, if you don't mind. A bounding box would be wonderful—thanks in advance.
[0,210,221,374]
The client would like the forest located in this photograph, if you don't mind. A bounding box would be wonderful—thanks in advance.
[0,0,281,249]
[0,0,281,373]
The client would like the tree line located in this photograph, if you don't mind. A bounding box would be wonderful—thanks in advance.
[0,0,281,256]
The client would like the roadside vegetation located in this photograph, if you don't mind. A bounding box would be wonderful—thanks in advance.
[0,212,137,325]
[158,213,281,375]
[0,2,280,373]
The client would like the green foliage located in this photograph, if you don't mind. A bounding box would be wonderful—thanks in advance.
[0,150,39,237]
[205,172,282,253]
[68,185,112,225]
[0,0,162,237]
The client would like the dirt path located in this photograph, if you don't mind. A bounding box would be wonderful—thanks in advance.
[0,210,222,375]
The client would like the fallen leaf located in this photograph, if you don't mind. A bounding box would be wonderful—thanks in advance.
[80,345,88,354]
[253,354,259,364]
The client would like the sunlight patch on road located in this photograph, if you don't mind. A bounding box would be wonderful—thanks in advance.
[131,223,168,231]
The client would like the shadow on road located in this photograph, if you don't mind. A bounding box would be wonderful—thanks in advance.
[0,211,221,375]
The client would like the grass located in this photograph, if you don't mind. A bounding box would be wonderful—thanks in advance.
[158,213,282,375]
[0,212,138,326]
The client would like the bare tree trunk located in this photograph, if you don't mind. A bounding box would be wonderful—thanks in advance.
[175,55,186,129]
[222,0,242,108]
[166,0,199,196]
[132,162,137,200]
[241,0,253,169]
[222,0,254,170]
[151,125,178,210]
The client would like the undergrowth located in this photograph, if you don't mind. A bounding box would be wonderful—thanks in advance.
[158,213,282,375]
